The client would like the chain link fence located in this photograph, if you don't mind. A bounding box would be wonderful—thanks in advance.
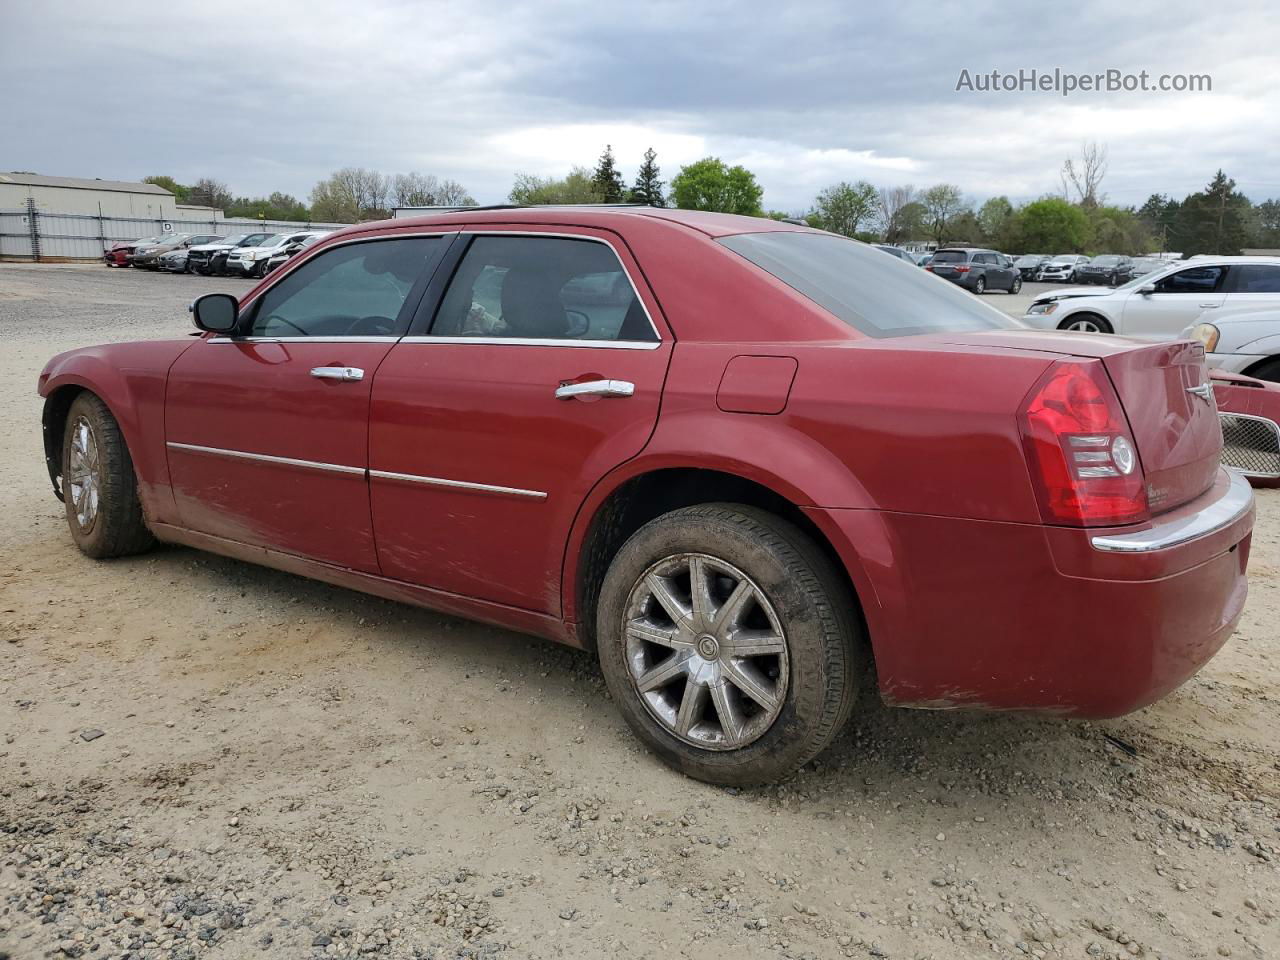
[0,203,346,262]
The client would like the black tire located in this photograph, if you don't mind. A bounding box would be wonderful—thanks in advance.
[1057,313,1114,334]
[595,503,863,785]
[61,393,155,559]
[973,276,986,294]
[1246,358,1280,384]
[1009,275,1022,294]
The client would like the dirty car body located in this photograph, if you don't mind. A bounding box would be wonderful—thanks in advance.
[38,208,1255,784]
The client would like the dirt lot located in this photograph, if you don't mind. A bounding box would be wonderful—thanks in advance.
[1,263,1277,960]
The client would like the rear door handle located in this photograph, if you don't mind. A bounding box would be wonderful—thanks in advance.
[311,366,364,382]
[1198,303,1220,309]
[555,379,634,400]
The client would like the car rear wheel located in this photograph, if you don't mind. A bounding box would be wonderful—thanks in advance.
[973,276,986,294]
[596,504,862,785]
[61,393,155,559]
[1058,313,1113,334]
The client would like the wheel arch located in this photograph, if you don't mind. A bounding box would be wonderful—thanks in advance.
[564,464,875,670]
[41,383,88,500]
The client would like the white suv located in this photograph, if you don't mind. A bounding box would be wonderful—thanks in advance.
[1184,305,1280,383]
[1022,256,1280,339]
[1035,254,1090,283]
[225,231,322,279]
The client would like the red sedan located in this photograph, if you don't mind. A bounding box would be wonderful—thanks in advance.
[37,208,1255,784]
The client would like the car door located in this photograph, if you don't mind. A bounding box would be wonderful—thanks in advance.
[165,231,452,571]
[367,227,673,614]
[1119,263,1228,339]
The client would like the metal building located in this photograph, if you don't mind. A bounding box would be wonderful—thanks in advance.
[0,173,176,219]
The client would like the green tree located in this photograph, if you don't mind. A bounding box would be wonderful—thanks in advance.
[591,145,626,203]
[509,167,603,205]
[1137,193,1179,252]
[920,184,965,243]
[1254,198,1280,248]
[142,175,190,203]
[630,147,665,206]
[1086,206,1154,256]
[811,180,877,237]
[977,196,1015,245]
[1011,197,1090,253]
[946,209,983,244]
[188,177,232,210]
[226,192,311,222]
[670,157,763,216]
[1171,170,1254,256]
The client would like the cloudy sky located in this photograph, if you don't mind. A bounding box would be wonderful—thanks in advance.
[4,1,1278,212]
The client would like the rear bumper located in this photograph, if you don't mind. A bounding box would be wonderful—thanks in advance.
[806,469,1253,717]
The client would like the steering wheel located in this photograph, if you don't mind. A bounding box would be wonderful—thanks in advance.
[565,309,590,338]
[343,315,396,336]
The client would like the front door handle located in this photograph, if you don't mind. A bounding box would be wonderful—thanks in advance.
[311,366,364,382]
[1198,303,1220,309]
[555,379,634,400]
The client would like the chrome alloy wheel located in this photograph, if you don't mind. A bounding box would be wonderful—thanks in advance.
[623,553,789,751]
[66,415,101,530]
[1064,317,1104,332]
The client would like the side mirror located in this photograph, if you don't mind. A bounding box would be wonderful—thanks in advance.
[190,293,239,333]
[1138,284,1156,296]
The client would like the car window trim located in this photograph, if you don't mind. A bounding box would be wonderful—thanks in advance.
[403,230,665,348]
[211,231,459,343]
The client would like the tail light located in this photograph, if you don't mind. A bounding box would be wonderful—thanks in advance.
[1020,359,1149,526]
[954,265,970,273]
[924,265,934,272]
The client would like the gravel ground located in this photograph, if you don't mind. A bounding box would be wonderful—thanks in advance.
[1,264,1277,960]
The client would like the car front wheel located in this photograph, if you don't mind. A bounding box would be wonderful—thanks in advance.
[1058,313,1114,334]
[1010,275,1022,294]
[973,276,986,294]
[596,504,862,785]
[61,393,155,559]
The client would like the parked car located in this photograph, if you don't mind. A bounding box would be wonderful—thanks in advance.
[925,247,1022,293]
[1185,305,1280,383]
[157,239,209,274]
[37,208,1253,786]
[104,236,158,267]
[1023,256,1280,337]
[186,233,277,276]
[132,234,224,270]
[913,252,932,266]
[1014,254,1051,279]
[227,231,326,279]
[264,231,331,275]
[1075,255,1134,286]
[1128,257,1166,280]
[1210,369,1280,487]
[1035,255,1091,283]
[873,244,918,265]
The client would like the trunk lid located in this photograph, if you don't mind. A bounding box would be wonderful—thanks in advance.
[930,330,1223,515]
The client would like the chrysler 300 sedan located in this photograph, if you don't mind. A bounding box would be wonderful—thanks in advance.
[38,208,1255,785]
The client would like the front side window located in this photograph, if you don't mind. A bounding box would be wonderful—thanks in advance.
[720,232,1017,339]
[430,235,657,343]
[1228,264,1280,293]
[1155,265,1226,293]
[248,236,443,338]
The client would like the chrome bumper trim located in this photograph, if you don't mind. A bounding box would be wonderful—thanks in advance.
[1090,470,1254,553]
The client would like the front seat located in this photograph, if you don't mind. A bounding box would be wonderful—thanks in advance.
[501,266,569,338]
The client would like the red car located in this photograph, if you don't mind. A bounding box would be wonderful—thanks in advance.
[103,236,158,267]
[38,209,1256,784]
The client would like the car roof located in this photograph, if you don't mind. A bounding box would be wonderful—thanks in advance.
[352,205,813,240]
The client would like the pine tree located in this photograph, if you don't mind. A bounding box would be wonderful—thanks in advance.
[591,145,626,204]
[630,148,665,207]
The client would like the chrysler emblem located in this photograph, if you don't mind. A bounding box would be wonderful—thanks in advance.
[1186,383,1215,405]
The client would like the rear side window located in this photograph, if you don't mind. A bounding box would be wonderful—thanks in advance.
[719,232,1017,339]
[1228,264,1280,293]
[430,235,657,343]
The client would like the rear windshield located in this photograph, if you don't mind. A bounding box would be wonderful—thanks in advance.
[718,232,1018,339]
[929,250,967,263]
